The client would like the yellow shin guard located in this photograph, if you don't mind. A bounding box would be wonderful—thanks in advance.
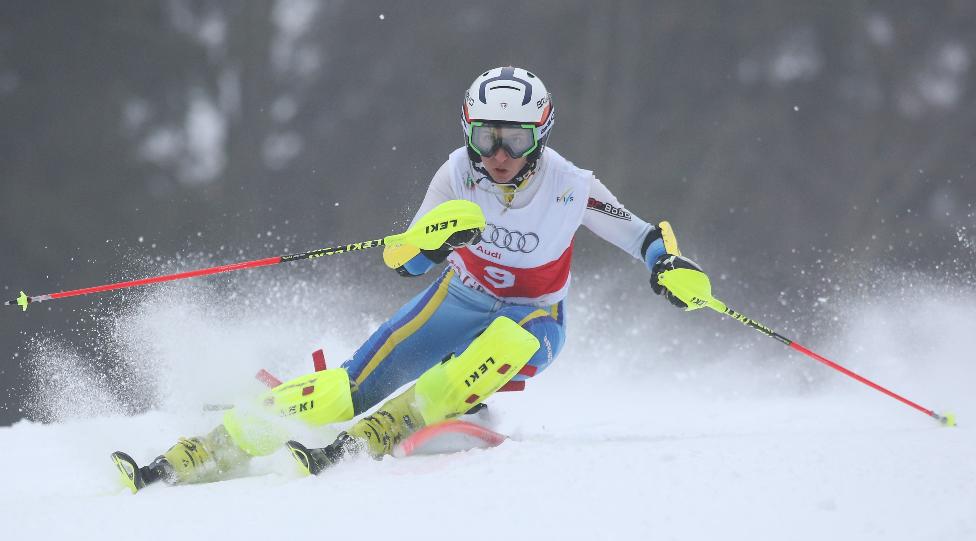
[414,316,539,424]
[347,316,539,457]
[223,367,355,457]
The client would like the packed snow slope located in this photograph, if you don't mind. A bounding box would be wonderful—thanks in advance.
[2,261,974,540]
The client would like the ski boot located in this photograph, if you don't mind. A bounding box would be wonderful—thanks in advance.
[111,425,250,493]
[287,388,417,475]
[111,437,205,493]
[287,432,362,475]
[111,436,212,493]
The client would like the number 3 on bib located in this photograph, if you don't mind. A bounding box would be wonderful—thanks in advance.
[483,266,515,289]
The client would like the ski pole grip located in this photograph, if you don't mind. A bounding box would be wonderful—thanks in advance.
[5,291,31,311]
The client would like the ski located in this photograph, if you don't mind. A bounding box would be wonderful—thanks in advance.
[111,451,147,494]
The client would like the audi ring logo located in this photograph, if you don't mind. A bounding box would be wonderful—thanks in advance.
[480,223,540,253]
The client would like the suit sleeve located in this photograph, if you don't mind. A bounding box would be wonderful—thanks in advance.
[582,176,666,270]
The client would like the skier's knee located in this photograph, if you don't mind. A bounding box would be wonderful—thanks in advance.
[514,312,564,379]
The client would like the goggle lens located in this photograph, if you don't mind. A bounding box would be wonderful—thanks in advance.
[469,123,538,159]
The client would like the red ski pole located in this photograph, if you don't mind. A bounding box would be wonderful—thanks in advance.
[6,200,487,312]
[718,305,955,426]
[5,240,383,311]
[657,266,957,426]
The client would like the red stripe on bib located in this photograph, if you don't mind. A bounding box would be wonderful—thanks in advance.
[454,243,574,299]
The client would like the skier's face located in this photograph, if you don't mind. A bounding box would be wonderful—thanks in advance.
[481,150,527,184]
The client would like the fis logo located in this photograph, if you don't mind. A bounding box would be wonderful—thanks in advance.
[556,189,575,205]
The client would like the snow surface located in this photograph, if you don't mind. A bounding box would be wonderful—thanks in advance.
[2,264,974,540]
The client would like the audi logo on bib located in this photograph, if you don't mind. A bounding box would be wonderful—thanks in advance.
[481,223,540,253]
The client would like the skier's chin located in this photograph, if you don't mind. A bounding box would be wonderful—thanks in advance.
[481,154,527,184]
[487,167,518,183]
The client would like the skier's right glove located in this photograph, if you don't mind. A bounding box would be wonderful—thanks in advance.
[390,227,482,277]
[650,254,705,309]
[421,228,482,263]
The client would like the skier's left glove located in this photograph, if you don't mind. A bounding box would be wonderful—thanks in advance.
[641,220,699,308]
[650,254,704,309]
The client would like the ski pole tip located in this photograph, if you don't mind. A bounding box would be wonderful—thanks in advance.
[17,291,29,312]
[940,412,957,427]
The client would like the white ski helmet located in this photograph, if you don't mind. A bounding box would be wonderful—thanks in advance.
[461,66,555,167]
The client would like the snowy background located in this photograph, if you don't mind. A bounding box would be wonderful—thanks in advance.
[1,2,975,539]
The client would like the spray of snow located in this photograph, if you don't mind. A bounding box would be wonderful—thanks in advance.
[23,337,127,422]
[21,256,373,423]
[958,225,975,253]
[20,241,976,428]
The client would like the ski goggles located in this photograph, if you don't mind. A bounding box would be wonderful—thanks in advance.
[467,121,539,159]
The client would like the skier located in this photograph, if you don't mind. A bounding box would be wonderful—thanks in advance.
[112,66,702,491]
